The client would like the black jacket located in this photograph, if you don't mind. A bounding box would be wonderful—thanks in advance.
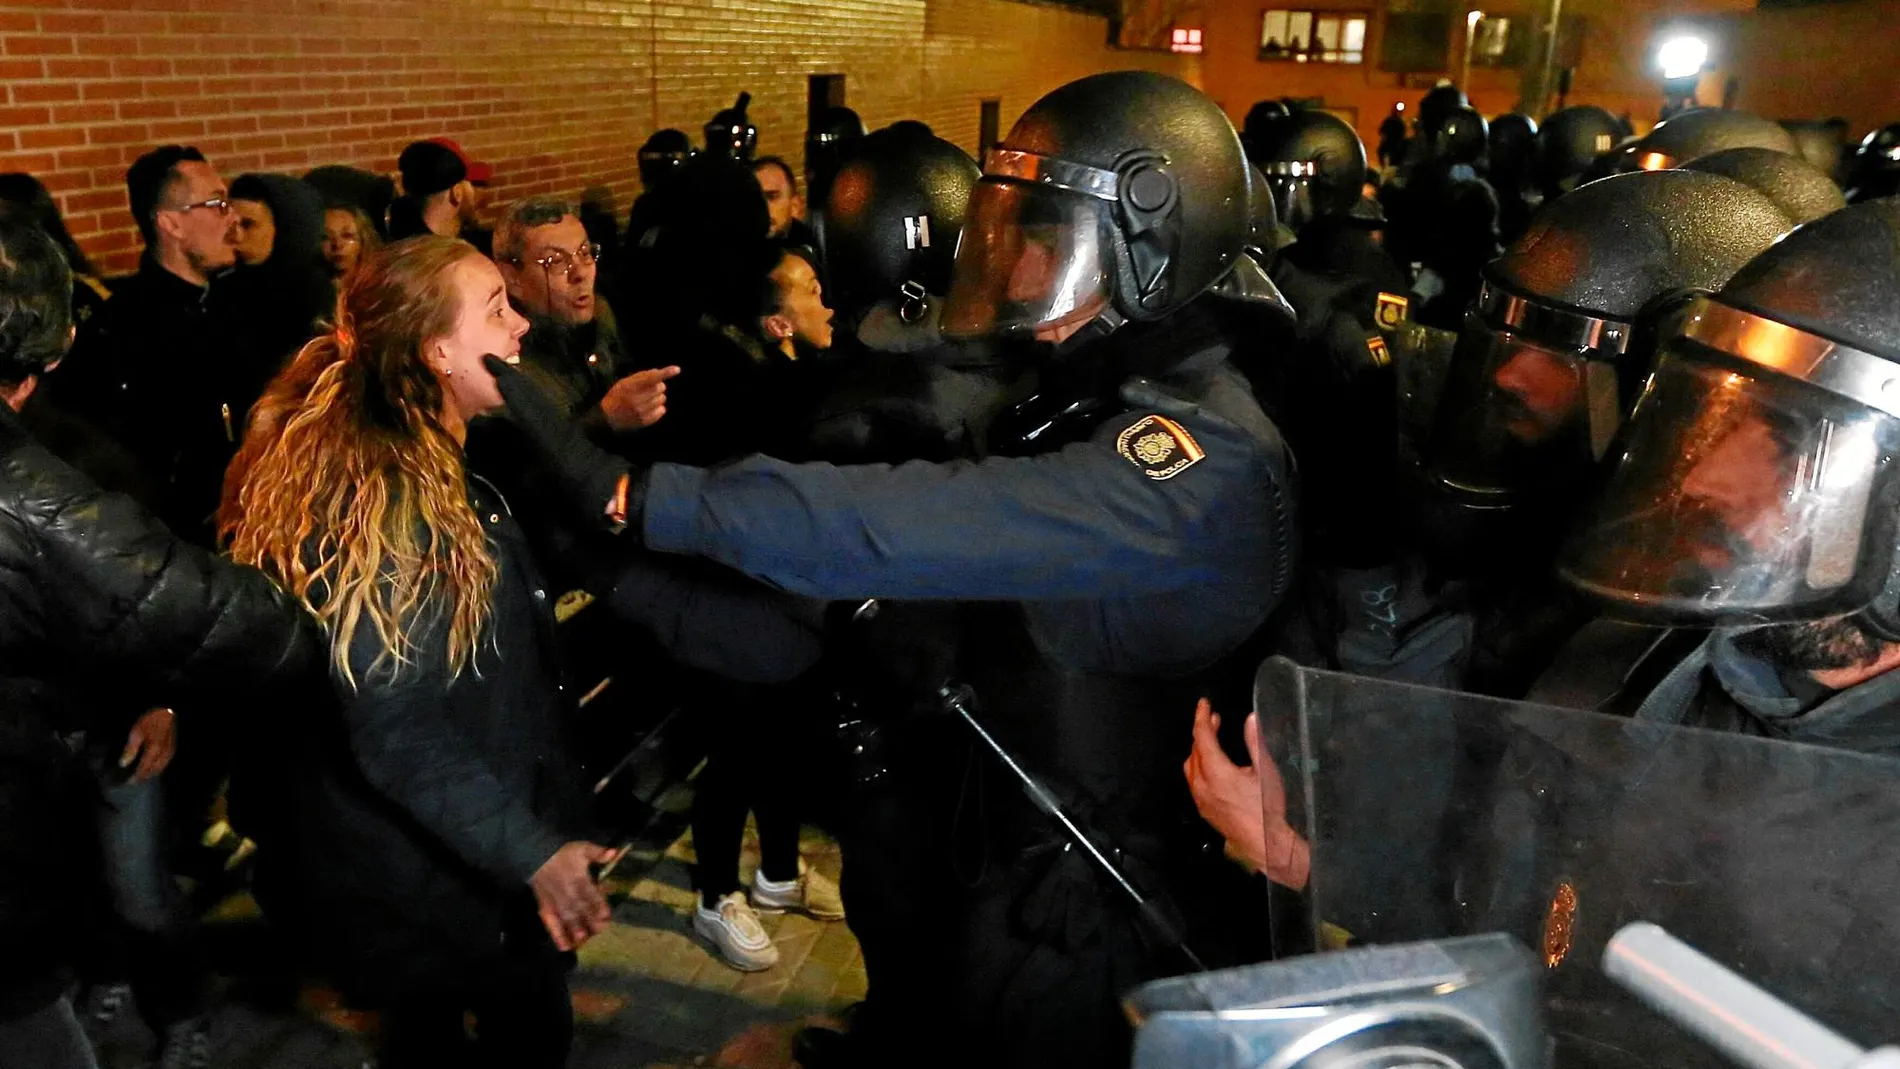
[0,402,319,1018]
[38,258,270,544]
[262,474,594,995]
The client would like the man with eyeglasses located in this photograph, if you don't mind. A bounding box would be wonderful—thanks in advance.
[41,144,259,546]
[491,197,676,437]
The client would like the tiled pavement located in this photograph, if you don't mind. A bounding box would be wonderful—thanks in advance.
[89,803,862,1069]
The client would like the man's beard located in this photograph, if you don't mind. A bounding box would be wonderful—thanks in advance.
[1732,614,1888,672]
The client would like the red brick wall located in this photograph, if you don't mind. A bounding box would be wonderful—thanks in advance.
[0,0,1195,275]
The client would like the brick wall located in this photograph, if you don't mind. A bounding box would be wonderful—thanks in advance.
[0,0,1195,275]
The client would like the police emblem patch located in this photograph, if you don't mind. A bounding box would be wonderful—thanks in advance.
[1366,335,1391,367]
[1117,415,1205,480]
[1375,291,1410,331]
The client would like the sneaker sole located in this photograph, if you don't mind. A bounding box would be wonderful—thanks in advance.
[692,917,779,972]
[750,891,845,922]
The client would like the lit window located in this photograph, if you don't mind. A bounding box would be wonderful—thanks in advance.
[1261,10,1366,64]
[1171,26,1204,54]
[1470,15,1515,68]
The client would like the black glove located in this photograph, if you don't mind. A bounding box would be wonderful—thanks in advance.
[483,354,638,532]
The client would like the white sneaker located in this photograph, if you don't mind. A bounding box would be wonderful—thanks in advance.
[751,859,846,921]
[693,891,779,971]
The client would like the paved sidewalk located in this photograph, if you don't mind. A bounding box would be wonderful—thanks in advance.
[88,812,861,1069]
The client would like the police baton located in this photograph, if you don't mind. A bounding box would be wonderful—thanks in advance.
[939,682,1209,973]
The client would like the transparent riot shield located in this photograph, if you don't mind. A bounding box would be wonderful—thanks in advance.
[1254,656,1900,1069]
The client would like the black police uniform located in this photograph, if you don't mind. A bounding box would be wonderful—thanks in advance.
[635,307,1291,1068]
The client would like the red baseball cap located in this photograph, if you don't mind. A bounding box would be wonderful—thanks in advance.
[426,137,493,185]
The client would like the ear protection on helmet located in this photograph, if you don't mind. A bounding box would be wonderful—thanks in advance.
[1113,150,1181,314]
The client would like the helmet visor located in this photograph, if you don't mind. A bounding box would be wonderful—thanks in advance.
[1264,173,1318,232]
[1425,311,1608,507]
[940,179,1115,341]
[1559,347,1900,626]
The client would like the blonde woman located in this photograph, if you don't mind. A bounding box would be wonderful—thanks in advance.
[222,235,613,1068]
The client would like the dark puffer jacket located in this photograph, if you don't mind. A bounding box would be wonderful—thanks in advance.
[0,401,320,1019]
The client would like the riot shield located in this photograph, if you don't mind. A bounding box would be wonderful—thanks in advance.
[1255,656,1900,1069]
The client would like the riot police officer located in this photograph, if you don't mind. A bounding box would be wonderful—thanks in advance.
[1616,106,1799,174]
[1553,198,1900,756]
[805,105,867,226]
[1394,104,1500,329]
[1846,122,1900,202]
[1413,82,1471,149]
[490,71,1296,1069]
[1487,112,1539,244]
[1682,146,1846,225]
[1241,111,1435,680]
[1533,104,1621,199]
[802,126,1010,462]
[1250,107,1404,297]
[1418,169,1799,696]
[636,128,694,191]
[703,92,758,161]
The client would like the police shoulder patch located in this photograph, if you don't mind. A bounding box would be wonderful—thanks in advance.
[1375,291,1410,330]
[1117,414,1205,481]
[1366,334,1391,367]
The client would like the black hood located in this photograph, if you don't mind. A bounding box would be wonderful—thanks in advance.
[231,173,327,269]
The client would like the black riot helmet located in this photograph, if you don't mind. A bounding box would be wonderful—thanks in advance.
[1488,113,1538,182]
[1415,83,1470,140]
[1781,119,1850,184]
[1249,109,1367,233]
[638,128,695,190]
[1626,107,1797,172]
[1683,147,1845,225]
[820,128,980,320]
[1560,198,1900,635]
[805,105,866,203]
[1241,99,1292,163]
[1534,105,1622,198]
[1425,170,1797,511]
[1430,106,1489,167]
[703,93,758,161]
[1847,123,1900,203]
[941,71,1260,344]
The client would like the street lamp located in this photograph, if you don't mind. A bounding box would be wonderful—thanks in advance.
[1460,10,1485,91]
[1655,33,1708,119]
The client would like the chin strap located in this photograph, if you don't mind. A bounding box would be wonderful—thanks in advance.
[1048,307,1126,360]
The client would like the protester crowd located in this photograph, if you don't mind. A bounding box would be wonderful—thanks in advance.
[0,70,1897,1069]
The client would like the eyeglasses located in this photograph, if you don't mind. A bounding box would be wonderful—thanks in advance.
[165,197,231,216]
[526,242,601,275]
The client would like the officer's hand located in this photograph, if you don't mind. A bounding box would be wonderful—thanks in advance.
[530,841,618,951]
[599,366,679,432]
[1184,698,1309,889]
[121,707,177,784]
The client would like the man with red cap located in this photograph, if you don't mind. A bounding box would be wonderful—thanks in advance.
[388,136,493,252]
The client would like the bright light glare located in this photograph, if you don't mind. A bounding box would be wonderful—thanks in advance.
[1657,35,1708,80]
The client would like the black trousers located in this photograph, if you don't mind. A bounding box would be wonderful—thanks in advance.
[689,679,806,903]
[377,949,572,1069]
[833,714,968,1065]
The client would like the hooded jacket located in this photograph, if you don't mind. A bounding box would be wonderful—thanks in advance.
[220,173,335,374]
